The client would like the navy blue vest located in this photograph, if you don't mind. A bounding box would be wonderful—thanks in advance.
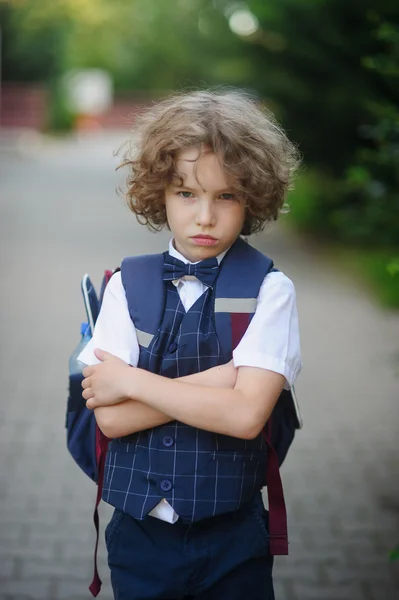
[102,239,297,533]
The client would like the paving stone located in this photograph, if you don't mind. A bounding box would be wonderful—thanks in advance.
[0,522,27,544]
[20,559,90,581]
[0,539,59,562]
[363,583,399,600]
[0,558,16,579]
[273,579,299,600]
[274,558,329,585]
[293,581,366,600]
[0,580,51,600]
[53,579,113,600]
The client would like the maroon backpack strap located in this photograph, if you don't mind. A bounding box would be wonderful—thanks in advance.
[231,312,253,349]
[104,269,114,285]
[262,421,288,555]
[88,268,114,596]
[230,313,288,555]
[89,427,108,597]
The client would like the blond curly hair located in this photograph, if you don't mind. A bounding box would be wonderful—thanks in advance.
[118,89,300,235]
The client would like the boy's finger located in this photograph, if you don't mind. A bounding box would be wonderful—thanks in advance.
[82,388,94,401]
[82,366,92,378]
[94,348,115,362]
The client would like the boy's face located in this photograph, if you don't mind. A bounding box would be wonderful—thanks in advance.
[164,147,246,263]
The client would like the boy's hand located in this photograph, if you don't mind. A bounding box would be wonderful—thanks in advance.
[82,349,132,409]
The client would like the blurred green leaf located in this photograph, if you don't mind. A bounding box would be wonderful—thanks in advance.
[387,258,399,277]
[389,546,399,561]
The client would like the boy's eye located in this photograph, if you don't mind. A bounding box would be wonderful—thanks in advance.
[219,193,235,200]
[178,191,194,199]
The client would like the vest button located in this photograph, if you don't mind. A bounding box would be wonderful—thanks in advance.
[168,342,178,354]
[162,436,174,447]
[160,479,173,492]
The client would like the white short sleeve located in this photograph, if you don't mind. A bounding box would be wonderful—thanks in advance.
[232,271,302,388]
[77,272,139,367]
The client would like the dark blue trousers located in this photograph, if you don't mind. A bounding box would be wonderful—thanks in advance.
[105,493,275,599]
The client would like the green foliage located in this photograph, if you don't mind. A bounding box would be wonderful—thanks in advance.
[287,169,399,307]
[338,16,399,247]
[286,169,339,234]
[0,1,71,80]
[389,545,399,561]
[342,249,399,308]
[46,81,76,133]
[387,258,399,277]
[284,7,399,282]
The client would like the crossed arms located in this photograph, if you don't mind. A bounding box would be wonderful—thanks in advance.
[82,349,285,441]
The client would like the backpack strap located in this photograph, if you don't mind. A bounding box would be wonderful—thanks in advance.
[121,254,165,346]
[89,428,108,597]
[215,238,288,555]
[214,238,273,359]
[88,269,119,597]
[261,424,288,554]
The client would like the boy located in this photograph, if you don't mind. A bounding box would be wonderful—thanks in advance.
[79,90,302,599]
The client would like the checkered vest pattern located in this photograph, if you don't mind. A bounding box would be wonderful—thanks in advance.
[102,275,268,523]
[99,238,299,559]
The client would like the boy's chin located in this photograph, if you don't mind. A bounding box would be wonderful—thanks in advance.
[188,242,223,258]
[187,249,218,262]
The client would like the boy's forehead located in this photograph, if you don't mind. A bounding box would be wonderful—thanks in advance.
[174,147,235,189]
[177,147,204,163]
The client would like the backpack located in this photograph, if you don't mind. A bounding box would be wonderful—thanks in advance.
[66,269,115,597]
[66,270,115,482]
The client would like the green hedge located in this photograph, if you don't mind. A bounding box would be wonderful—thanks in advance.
[287,170,399,308]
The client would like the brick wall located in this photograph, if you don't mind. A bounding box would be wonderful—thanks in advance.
[0,83,48,129]
[0,82,151,131]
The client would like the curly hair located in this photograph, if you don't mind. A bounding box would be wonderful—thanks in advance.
[117,89,301,236]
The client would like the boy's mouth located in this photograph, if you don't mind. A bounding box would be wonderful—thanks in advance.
[191,235,218,246]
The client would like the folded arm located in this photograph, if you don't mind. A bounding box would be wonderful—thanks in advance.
[83,351,285,440]
[120,365,284,439]
[93,359,238,438]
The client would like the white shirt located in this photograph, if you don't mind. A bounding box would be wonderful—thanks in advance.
[78,239,302,523]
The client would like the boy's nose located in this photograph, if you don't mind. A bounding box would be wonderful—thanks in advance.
[196,199,216,227]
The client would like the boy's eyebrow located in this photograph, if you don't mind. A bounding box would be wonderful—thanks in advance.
[169,181,200,192]
[170,183,236,194]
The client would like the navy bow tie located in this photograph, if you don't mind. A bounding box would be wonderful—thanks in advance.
[163,253,219,288]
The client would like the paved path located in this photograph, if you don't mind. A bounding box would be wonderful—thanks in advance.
[0,131,398,600]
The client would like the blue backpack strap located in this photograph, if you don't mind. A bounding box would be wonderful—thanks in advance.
[214,237,273,359]
[214,238,292,556]
[121,253,165,344]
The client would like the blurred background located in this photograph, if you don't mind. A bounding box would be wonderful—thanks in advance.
[0,1,398,599]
